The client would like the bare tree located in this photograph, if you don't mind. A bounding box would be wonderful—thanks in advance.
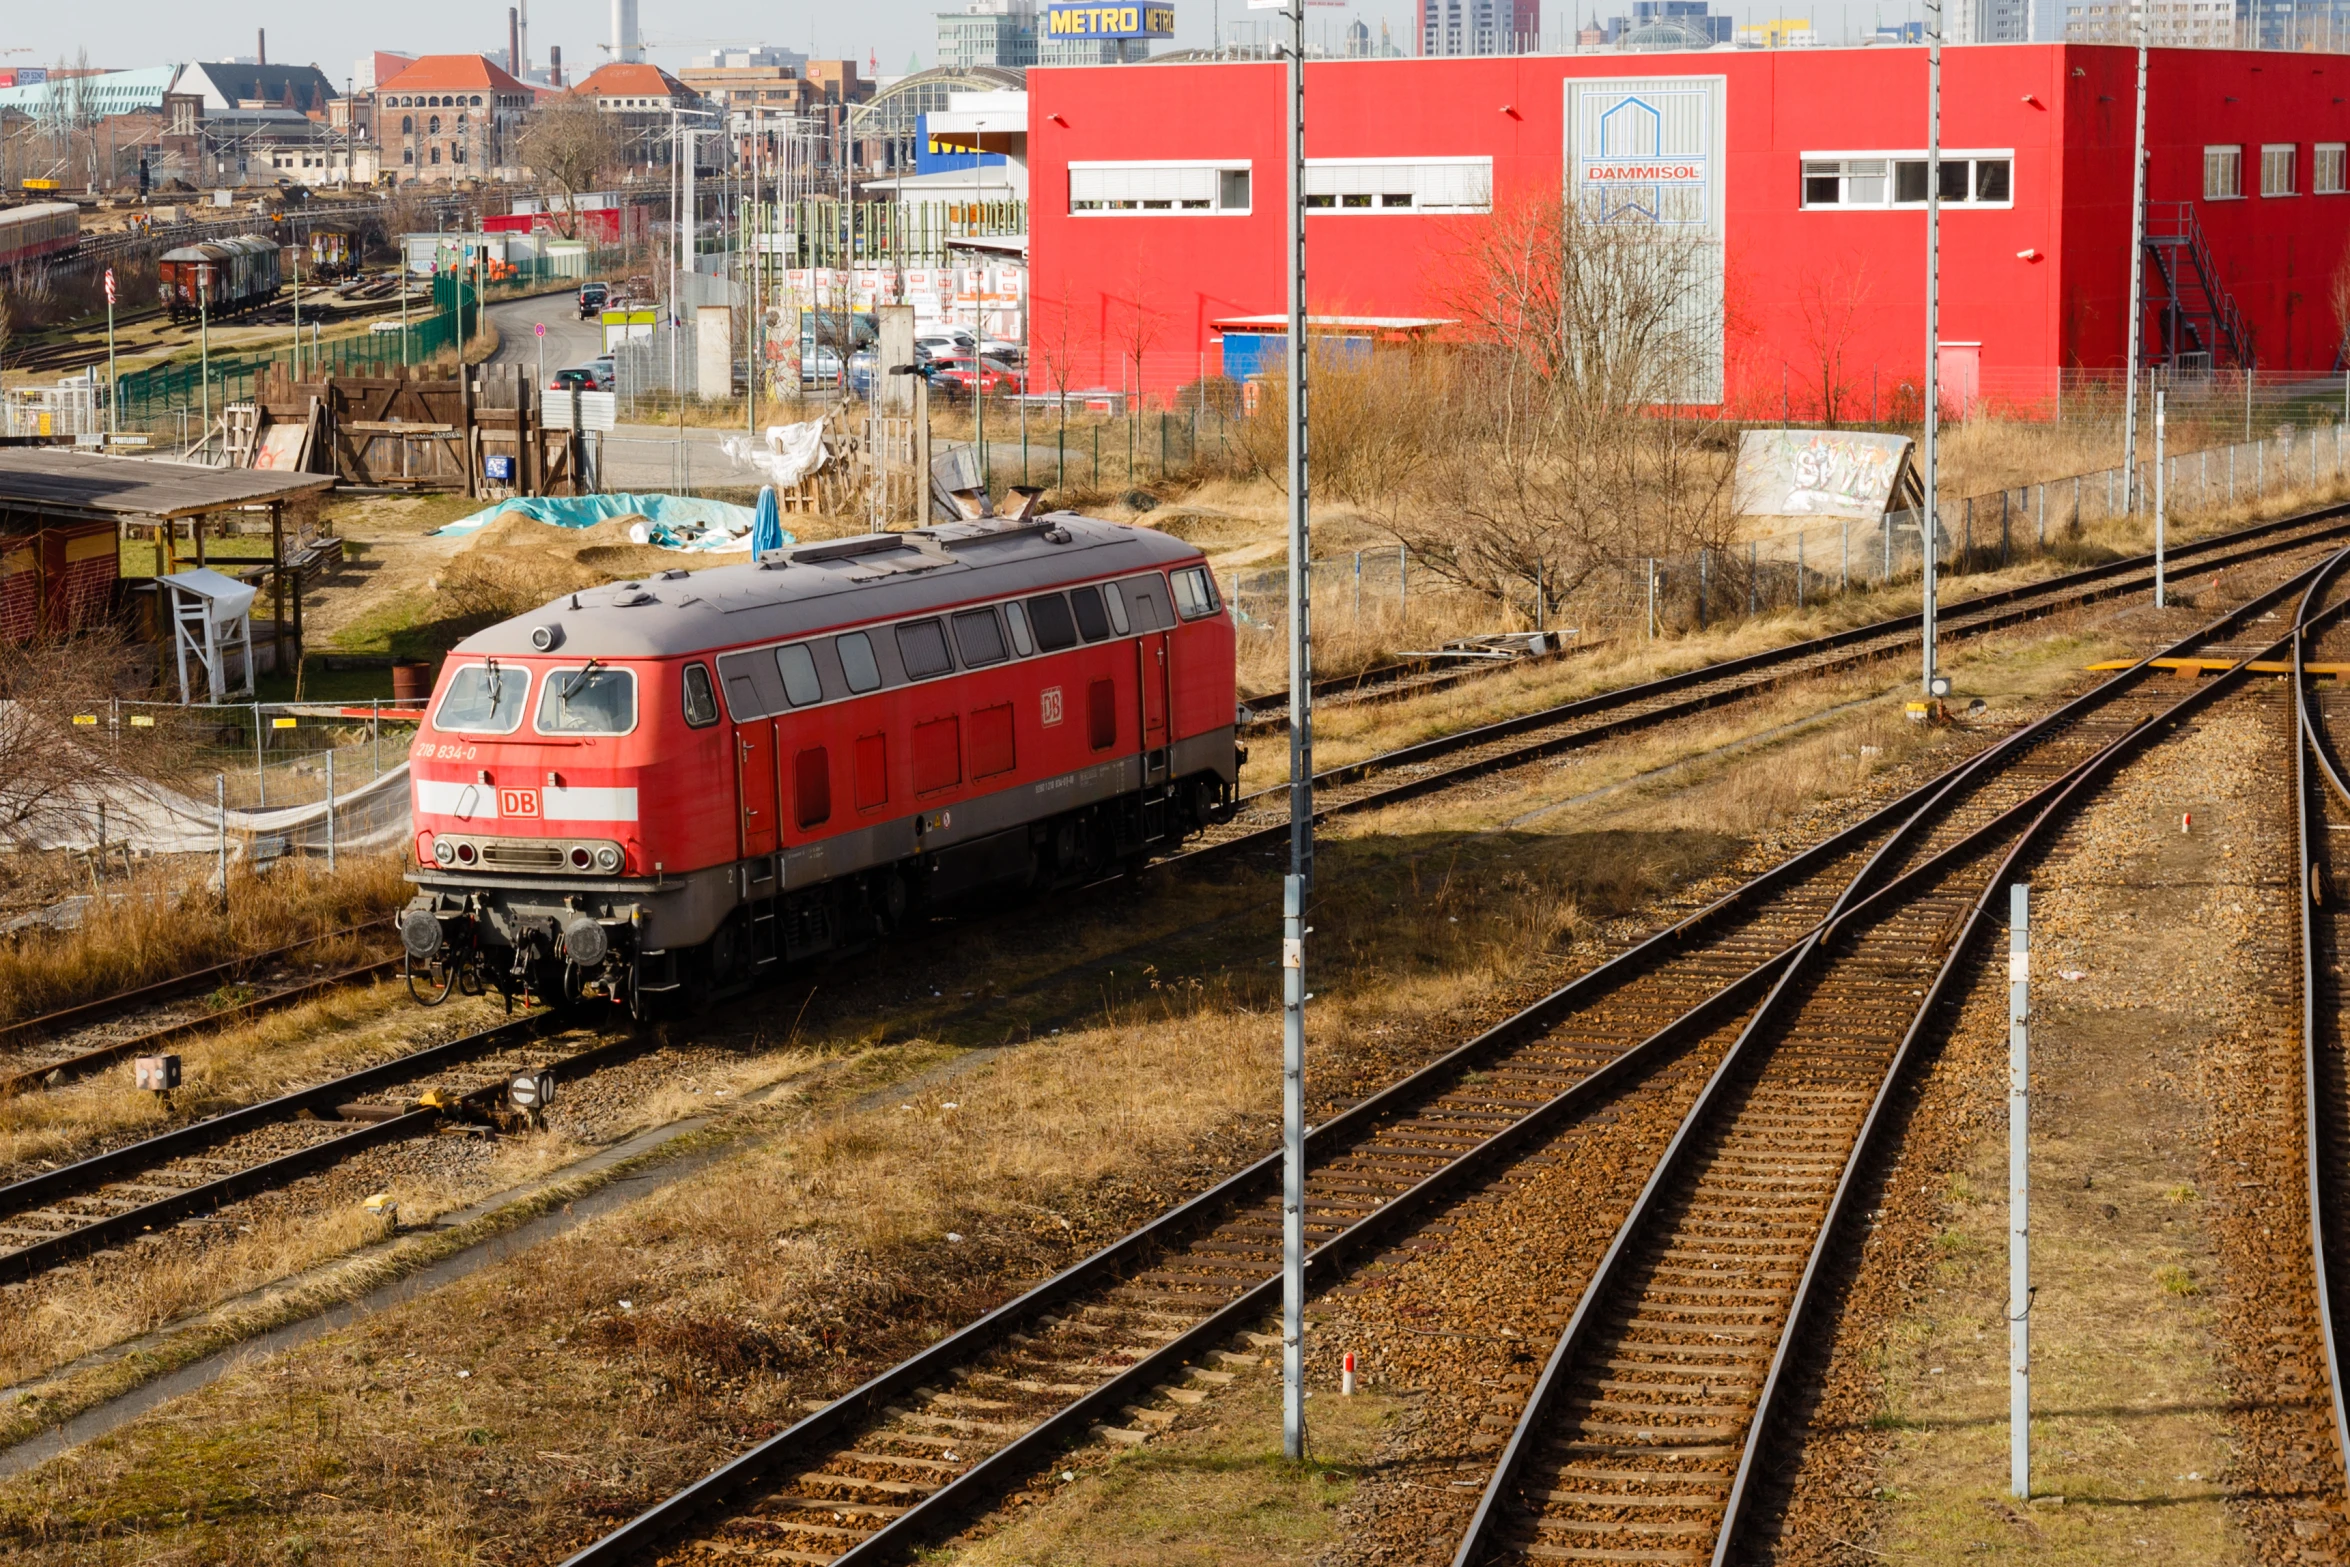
[1032,288,1082,490]
[1795,259,1871,426]
[1368,191,1732,617]
[1108,259,1169,482]
[518,94,621,241]
[0,626,161,851]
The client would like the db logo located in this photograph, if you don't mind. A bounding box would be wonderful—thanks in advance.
[1040,686,1064,727]
[498,788,541,818]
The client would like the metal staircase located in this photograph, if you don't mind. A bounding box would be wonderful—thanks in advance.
[2144,201,2254,371]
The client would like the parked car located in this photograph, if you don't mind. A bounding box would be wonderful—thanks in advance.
[930,354,1025,396]
[549,363,613,393]
[576,282,609,320]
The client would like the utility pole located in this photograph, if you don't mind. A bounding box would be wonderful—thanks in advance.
[2008,882,2032,1500]
[2123,25,2149,511]
[199,270,211,459]
[2155,387,2167,606]
[1250,0,1312,1465]
[103,267,116,435]
[1921,0,1944,697]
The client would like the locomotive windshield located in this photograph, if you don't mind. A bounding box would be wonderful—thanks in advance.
[536,665,638,734]
[434,662,531,734]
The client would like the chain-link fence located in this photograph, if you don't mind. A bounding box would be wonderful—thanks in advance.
[1223,420,2350,646]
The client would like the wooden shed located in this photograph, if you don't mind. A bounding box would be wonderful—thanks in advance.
[0,450,337,678]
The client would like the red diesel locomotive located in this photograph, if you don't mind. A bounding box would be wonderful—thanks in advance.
[398,513,1240,1014]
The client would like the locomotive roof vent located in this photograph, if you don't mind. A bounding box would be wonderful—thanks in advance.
[659,569,689,581]
[530,623,564,651]
[611,587,660,607]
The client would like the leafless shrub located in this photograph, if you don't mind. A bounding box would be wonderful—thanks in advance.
[1370,192,1736,613]
[0,626,164,852]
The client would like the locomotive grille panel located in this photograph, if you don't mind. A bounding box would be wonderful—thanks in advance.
[482,841,564,870]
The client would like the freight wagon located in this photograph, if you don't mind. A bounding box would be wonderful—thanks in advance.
[399,514,1242,1016]
[157,235,283,321]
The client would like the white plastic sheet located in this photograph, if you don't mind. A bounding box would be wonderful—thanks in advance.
[719,420,830,489]
[21,763,416,859]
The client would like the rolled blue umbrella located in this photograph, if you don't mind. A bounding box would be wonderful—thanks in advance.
[751,485,786,559]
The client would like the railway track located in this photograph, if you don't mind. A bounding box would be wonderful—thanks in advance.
[1180,501,2350,873]
[0,1005,609,1287]
[2291,570,2350,1504]
[1442,551,2350,1566]
[0,921,399,1098]
[553,547,2347,1565]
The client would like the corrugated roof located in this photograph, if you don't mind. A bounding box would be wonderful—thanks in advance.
[376,54,529,95]
[572,62,697,99]
[0,450,334,521]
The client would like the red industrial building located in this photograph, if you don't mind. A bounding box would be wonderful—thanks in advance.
[1025,44,2350,417]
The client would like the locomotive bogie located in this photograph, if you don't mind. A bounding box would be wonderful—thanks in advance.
[402,516,1240,1014]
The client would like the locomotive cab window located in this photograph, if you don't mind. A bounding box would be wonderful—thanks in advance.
[434,662,531,734]
[680,662,720,727]
[837,632,883,693]
[953,608,1009,666]
[1103,583,1132,635]
[1026,593,1080,651]
[536,665,637,734]
[896,618,955,679]
[775,643,823,707]
[1004,601,1037,656]
[1070,586,1113,642]
[1171,566,1222,620]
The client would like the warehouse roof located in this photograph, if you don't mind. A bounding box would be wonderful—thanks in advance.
[0,450,334,521]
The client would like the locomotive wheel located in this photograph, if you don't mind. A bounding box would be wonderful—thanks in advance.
[872,870,909,935]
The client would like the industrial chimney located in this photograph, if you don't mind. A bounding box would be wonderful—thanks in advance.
[549,44,563,86]
[256,28,267,65]
[508,8,520,75]
[610,0,642,62]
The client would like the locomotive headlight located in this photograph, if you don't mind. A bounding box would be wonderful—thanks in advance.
[434,839,456,866]
[569,846,593,869]
[455,842,477,864]
[595,846,621,871]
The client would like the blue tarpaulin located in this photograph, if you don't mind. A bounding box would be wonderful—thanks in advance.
[751,486,786,558]
[434,492,785,554]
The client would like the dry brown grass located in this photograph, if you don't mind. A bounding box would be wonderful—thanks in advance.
[0,856,409,1029]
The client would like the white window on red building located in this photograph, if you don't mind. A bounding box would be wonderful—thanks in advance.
[1303,157,1493,213]
[1799,152,2012,209]
[2318,144,2347,195]
[1069,162,1251,214]
[2205,145,2243,199]
[2262,143,2297,196]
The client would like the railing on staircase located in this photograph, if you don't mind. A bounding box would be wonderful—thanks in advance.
[2145,200,2254,371]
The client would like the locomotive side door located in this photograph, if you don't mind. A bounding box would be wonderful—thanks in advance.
[737,719,779,859]
[1138,631,1171,782]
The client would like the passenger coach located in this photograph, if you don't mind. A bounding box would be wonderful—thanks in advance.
[399,514,1241,1014]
